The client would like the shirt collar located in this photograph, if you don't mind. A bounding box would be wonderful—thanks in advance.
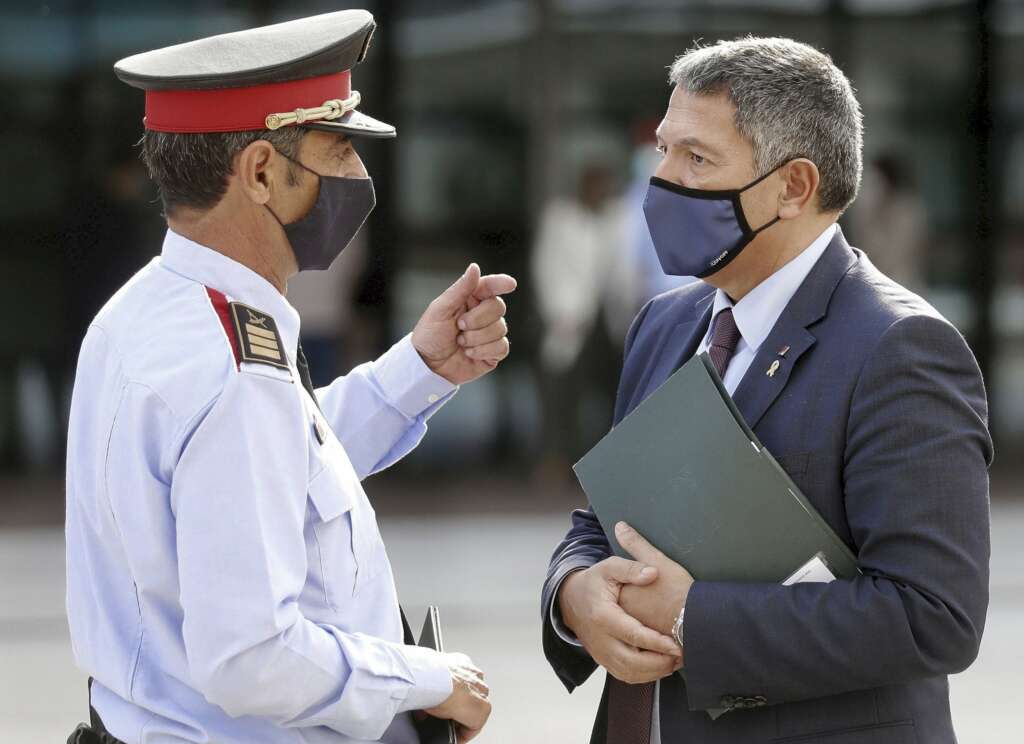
[159,228,301,358]
[710,223,837,353]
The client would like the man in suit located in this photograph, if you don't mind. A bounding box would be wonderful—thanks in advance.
[541,37,991,744]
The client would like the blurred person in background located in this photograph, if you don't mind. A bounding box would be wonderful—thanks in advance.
[852,152,929,292]
[542,37,991,744]
[65,10,515,744]
[531,163,634,483]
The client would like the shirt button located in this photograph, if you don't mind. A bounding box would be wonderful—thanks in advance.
[427,393,440,404]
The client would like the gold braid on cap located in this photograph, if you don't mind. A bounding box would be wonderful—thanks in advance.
[265,91,361,130]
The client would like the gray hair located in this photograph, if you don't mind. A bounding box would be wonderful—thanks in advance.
[140,126,307,217]
[669,36,863,213]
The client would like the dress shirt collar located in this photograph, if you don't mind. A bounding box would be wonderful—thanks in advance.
[708,223,837,353]
[159,228,301,359]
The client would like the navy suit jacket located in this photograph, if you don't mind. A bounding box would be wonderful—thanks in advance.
[541,228,992,744]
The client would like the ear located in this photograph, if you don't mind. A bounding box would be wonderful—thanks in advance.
[235,139,278,206]
[778,158,820,219]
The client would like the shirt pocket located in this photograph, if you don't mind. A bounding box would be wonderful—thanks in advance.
[307,442,388,609]
[307,458,361,610]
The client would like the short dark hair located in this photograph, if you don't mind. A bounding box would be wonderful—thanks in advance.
[139,127,306,216]
[670,36,863,213]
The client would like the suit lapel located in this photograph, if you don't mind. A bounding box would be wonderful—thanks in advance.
[635,293,714,406]
[731,227,858,430]
[731,324,816,431]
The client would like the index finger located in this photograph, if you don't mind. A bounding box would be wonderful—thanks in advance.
[608,638,683,679]
[473,274,517,301]
[597,604,681,657]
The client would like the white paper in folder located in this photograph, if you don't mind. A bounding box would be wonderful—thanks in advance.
[782,552,838,586]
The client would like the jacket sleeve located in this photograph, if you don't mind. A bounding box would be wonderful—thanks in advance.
[540,299,654,691]
[681,313,993,711]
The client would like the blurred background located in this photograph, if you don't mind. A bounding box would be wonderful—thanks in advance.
[2,0,1022,741]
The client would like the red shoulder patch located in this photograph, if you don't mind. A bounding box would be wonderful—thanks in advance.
[205,286,241,369]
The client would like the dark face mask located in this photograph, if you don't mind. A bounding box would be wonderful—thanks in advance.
[642,165,783,279]
[266,154,376,272]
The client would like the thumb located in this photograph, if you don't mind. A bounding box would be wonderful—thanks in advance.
[614,521,664,566]
[434,263,481,314]
[603,556,658,586]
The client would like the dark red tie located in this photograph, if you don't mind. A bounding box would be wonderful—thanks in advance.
[606,309,742,743]
[707,307,741,379]
[606,676,655,744]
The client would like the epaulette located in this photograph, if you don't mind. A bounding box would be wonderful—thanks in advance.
[205,287,290,372]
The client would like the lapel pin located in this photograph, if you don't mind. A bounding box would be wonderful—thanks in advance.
[767,359,781,378]
[778,345,790,357]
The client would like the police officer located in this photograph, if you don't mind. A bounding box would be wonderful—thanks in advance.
[65,10,515,744]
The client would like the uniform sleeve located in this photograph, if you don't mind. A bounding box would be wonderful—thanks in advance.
[171,369,452,740]
[314,334,457,479]
[680,314,992,711]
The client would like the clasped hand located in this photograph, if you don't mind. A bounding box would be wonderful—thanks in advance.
[558,522,695,684]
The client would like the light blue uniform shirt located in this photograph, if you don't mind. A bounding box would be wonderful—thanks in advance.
[65,229,457,744]
[550,223,836,741]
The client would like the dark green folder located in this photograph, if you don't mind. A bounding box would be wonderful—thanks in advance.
[574,352,858,584]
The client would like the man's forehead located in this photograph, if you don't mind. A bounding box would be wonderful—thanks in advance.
[303,131,351,154]
[657,88,740,151]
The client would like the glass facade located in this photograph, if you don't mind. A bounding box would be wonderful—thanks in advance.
[3,0,1021,474]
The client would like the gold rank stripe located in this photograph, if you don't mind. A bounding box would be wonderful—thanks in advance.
[226,300,291,371]
[246,323,277,340]
[248,334,280,352]
[249,344,282,360]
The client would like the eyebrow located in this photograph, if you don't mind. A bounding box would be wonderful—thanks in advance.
[329,135,351,153]
[656,129,725,160]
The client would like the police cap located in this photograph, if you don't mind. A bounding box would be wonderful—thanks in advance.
[113,9,394,138]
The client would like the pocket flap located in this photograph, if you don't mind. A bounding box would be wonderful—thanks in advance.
[307,462,355,522]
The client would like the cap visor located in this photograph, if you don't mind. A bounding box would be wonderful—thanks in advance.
[302,109,395,138]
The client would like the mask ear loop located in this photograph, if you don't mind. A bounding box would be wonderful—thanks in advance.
[278,152,324,179]
[735,160,790,236]
[737,163,786,193]
[748,213,782,236]
[264,150,322,227]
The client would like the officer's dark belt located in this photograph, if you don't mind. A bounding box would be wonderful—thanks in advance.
[66,611,414,742]
[66,679,126,744]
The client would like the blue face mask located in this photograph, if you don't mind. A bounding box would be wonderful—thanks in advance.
[642,167,783,278]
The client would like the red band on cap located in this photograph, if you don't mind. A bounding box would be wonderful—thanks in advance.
[144,71,351,133]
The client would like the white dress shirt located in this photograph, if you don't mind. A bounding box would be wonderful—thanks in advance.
[66,229,458,744]
[551,223,837,741]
